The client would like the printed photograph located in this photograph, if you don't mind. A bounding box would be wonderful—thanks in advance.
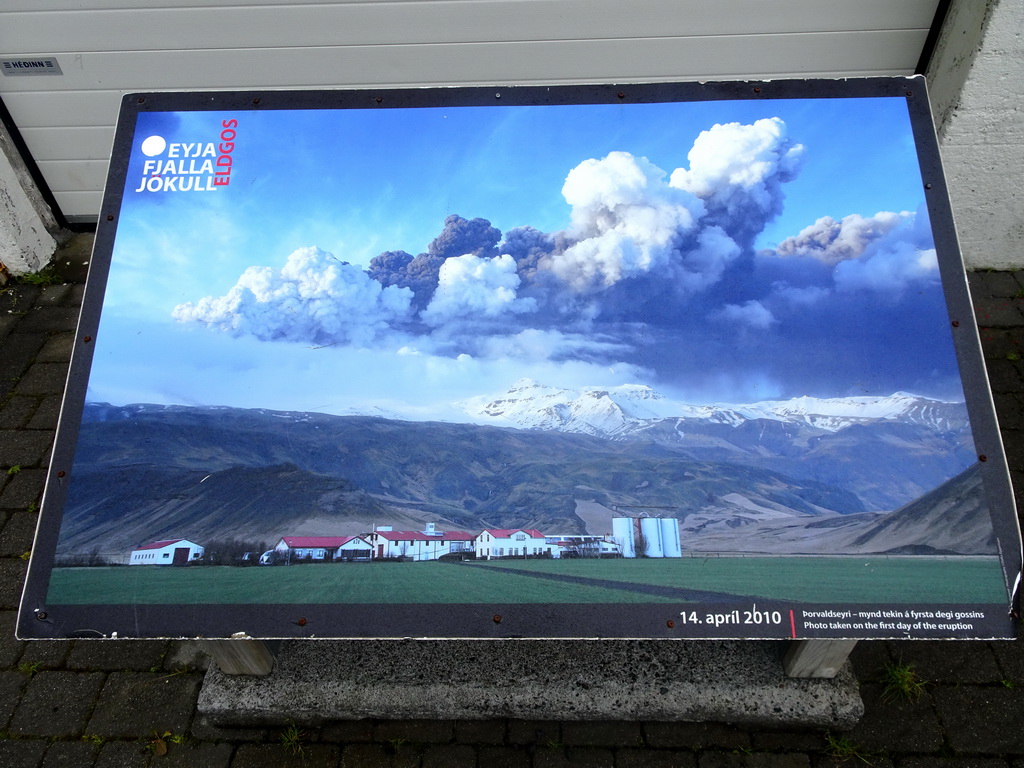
[44,95,1010,626]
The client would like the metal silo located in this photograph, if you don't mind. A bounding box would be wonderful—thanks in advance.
[660,517,682,558]
[639,517,664,558]
[612,517,636,558]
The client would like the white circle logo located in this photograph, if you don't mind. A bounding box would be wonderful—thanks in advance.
[140,135,167,157]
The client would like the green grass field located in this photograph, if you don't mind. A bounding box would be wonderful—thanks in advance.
[45,555,1008,605]
[473,556,1009,604]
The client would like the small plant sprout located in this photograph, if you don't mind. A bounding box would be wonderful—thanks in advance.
[882,660,926,703]
[280,724,305,755]
[824,732,871,764]
[16,267,62,287]
[6,465,20,476]
[387,737,407,753]
[147,730,184,755]
[17,661,41,676]
[147,731,170,756]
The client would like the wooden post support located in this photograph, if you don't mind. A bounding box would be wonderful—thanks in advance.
[783,639,858,678]
[201,632,276,676]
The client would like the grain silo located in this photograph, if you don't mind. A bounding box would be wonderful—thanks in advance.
[660,517,682,558]
[612,517,636,558]
[639,517,664,558]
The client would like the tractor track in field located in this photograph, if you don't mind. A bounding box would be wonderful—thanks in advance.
[454,561,757,603]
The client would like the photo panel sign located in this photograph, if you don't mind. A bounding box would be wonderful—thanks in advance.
[18,78,1023,640]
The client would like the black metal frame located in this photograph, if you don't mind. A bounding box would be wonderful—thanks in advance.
[17,77,1022,640]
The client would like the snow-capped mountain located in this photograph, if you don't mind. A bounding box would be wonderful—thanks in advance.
[456,378,968,438]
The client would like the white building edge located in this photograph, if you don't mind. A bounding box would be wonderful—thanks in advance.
[0,2,1021,275]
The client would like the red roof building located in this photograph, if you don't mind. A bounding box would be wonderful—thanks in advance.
[474,528,550,560]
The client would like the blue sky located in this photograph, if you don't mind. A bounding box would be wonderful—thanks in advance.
[88,94,964,417]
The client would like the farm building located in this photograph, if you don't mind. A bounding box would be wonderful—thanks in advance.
[129,539,204,566]
[545,534,621,558]
[367,524,475,561]
[273,536,372,563]
[476,529,549,560]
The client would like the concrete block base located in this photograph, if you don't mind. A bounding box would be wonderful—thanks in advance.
[198,639,863,729]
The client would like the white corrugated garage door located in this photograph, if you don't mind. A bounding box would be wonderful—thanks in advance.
[0,0,942,223]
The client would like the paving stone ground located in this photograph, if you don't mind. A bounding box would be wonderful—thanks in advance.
[0,240,1023,766]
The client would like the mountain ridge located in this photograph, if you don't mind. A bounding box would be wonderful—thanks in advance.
[457,378,968,435]
[54,401,992,559]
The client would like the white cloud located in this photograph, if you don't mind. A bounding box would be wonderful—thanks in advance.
[669,117,804,213]
[834,243,938,293]
[172,246,413,346]
[420,253,538,325]
[676,225,742,292]
[547,151,704,290]
[771,284,831,307]
[478,327,633,361]
[715,300,776,330]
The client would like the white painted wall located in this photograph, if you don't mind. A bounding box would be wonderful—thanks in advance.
[4,1,1023,270]
[0,0,940,222]
[930,0,1024,269]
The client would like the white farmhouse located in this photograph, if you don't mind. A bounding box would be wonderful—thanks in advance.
[129,539,204,566]
[367,524,476,561]
[274,536,372,563]
[475,528,550,560]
